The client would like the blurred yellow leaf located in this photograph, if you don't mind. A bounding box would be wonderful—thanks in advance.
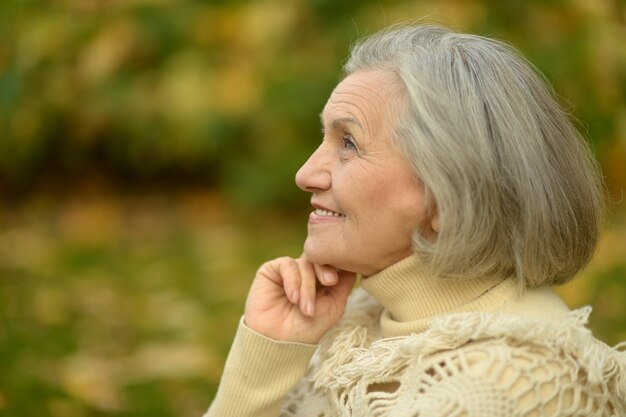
[78,19,138,85]
[212,62,260,116]
[59,354,126,411]
[56,194,123,246]
[125,342,220,381]
[158,51,213,123]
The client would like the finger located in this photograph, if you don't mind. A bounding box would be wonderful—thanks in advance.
[314,264,338,286]
[297,259,318,317]
[329,270,357,303]
[275,257,301,305]
[299,253,337,286]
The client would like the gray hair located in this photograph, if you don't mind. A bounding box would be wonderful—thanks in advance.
[345,25,603,288]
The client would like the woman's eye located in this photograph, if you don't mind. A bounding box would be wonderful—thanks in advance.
[341,135,357,151]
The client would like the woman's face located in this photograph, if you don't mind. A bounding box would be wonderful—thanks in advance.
[296,70,433,277]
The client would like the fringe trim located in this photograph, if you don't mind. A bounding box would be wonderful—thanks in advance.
[314,306,626,400]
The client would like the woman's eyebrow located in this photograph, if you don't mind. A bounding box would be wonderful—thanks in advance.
[332,117,362,130]
[319,113,363,130]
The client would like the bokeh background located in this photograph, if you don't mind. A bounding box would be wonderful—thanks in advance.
[1,0,625,416]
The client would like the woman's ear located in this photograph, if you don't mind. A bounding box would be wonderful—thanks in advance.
[420,206,439,242]
[431,210,440,234]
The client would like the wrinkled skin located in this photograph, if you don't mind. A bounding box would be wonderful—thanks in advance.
[244,71,434,344]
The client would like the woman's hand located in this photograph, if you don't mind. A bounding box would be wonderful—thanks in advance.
[244,257,356,344]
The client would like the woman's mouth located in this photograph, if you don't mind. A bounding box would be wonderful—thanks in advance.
[314,208,346,217]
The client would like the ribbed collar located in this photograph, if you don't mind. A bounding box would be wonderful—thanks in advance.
[360,255,519,337]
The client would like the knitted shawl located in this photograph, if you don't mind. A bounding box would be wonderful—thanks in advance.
[280,289,626,417]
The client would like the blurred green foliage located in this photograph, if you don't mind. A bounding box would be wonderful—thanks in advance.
[1,0,626,207]
[1,1,626,416]
[1,188,625,417]
[1,0,350,207]
[0,189,296,416]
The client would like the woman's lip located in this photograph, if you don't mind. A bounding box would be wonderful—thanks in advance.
[308,210,346,224]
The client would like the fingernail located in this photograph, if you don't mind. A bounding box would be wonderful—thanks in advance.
[291,289,299,303]
[323,271,334,283]
[305,301,315,316]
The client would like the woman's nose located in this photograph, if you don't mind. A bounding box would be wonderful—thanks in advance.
[295,144,331,193]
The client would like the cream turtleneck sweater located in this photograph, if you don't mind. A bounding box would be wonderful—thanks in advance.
[206,256,625,417]
[359,255,570,337]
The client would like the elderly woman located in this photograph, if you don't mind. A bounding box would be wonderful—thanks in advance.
[206,25,626,416]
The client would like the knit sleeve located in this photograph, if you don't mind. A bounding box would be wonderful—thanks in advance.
[204,318,317,417]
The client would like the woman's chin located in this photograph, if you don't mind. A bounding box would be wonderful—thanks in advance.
[303,241,338,267]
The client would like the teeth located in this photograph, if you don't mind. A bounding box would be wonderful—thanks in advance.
[315,208,344,217]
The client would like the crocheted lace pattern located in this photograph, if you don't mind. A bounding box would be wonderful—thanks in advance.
[280,289,626,417]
